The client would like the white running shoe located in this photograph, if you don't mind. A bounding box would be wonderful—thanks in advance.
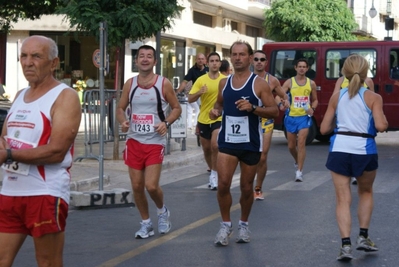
[135,221,155,239]
[295,170,303,182]
[236,223,251,243]
[336,245,353,261]
[356,235,379,252]
[209,173,218,190]
[214,222,233,246]
[158,207,171,234]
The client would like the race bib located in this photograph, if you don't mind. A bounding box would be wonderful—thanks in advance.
[293,96,309,109]
[131,114,155,134]
[1,136,36,175]
[225,115,250,143]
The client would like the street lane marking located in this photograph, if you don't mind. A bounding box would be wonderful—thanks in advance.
[96,204,241,267]
[271,171,330,191]
[195,171,277,189]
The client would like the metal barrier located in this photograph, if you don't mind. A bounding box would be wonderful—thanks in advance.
[74,89,126,162]
[75,89,190,160]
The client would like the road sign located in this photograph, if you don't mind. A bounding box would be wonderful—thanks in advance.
[92,49,101,68]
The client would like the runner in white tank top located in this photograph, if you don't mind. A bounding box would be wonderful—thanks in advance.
[2,85,73,203]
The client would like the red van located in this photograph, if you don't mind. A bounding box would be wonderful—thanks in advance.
[262,41,399,143]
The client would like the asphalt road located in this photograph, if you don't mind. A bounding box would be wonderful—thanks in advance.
[11,135,399,267]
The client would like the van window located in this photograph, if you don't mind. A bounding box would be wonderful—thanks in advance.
[325,49,376,79]
[390,50,399,79]
[271,50,316,79]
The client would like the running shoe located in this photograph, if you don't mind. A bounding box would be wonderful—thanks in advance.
[158,207,171,234]
[295,170,303,182]
[336,245,353,261]
[351,177,357,185]
[214,222,233,246]
[254,190,264,200]
[356,235,379,252]
[236,223,250,243]
[135,221,155,239]
[209,173,218,190]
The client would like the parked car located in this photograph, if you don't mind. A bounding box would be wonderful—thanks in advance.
[0,97,11,131]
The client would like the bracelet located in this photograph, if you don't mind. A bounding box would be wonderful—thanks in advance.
[311,107,316,111]
[278,102,282,107]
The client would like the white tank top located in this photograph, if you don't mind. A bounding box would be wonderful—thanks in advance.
[1,84,73,204]
[126,75,169,145]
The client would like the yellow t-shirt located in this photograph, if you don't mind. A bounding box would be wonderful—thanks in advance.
[189,73,226,124]
[289,77,311,117]
[340,77,368,89]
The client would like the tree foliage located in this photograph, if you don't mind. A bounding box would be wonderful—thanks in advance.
[264,0,358,42]
[57,0,183,47]
[0,0,64,33]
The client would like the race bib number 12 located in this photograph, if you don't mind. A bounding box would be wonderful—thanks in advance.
[225,115,250,143]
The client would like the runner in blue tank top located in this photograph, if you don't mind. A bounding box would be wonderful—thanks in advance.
[209,41,279,246]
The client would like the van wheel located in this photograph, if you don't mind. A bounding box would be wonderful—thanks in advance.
[282,119,316,145]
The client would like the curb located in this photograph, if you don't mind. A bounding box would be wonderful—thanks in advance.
[69,175,111,191]
[69,147,204,192]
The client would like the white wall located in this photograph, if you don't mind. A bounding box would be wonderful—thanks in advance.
[5,32,30,101]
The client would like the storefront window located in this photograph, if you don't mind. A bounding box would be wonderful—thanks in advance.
[160,38,185,89]
[31,32,116,89]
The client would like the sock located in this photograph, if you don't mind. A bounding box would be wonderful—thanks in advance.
[222,221,232,227]
[360,228,369,238]
[239,220,248,226]
[142,218,151,224]
[211,170,217,176]
[157,205,166,215]
[342,237,351,247]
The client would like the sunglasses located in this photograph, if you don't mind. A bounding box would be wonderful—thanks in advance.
[254,57,267,62]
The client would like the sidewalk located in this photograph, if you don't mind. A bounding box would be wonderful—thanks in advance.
[69,130,205,191]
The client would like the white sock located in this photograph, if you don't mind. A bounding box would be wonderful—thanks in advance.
[157,205,166,214]
[223,221,232,227]
[211,170,217,176]
[239,220,248,226]
[142,218,151,224]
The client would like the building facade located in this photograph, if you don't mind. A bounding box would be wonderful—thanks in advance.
[2,0,270,100]
[350,0,399,40]
[1,0,398,100]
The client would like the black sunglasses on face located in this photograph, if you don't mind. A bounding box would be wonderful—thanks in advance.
[254,57,267,62]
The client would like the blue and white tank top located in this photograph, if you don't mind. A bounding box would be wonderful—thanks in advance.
[218,73,263,152]
[329,87,377,154]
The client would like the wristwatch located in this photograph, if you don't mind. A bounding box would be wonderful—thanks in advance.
[5,149,13,164]
[250,104,257,113]
[164,121,170,128]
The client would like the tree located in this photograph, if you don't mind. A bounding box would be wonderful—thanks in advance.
[57,0,182,48]
[263,0,358,42]
[0,1,63,33]
[57,0,182,159]
[1,0,182,159]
